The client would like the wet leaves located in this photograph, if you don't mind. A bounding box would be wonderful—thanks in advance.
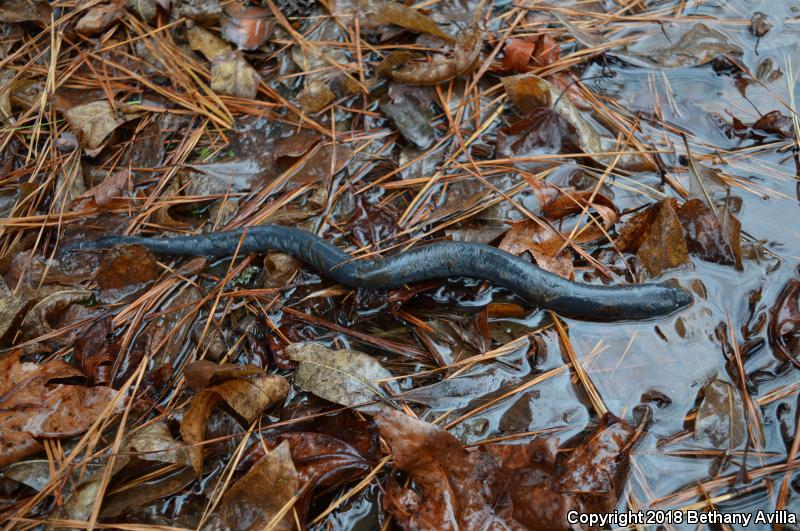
[63,100,141,156]
[365,0,452,42]
[381,94,437,150]
[623,23,742,68]
[386,28,482,85]
[377,410,636,530]
[286,342,395,412]
[0,350,118,467]
[694,379,746,449]
[769,277,800,368]
[211,51,260,99]
[220,4,273,50]
[180,362,290,476]
[206,441,298,531]
[502,35,560,73]
[94,244,160,303]
[677,199,742,270]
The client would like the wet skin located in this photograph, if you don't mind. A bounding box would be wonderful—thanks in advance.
[67,225,693,321]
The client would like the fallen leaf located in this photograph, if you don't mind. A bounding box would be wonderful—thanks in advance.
[623,23,742,68]
[298,80,336,113]
[377,409,636,530]
[496,107,581,159]
[181,373,290,476]
[0,291,29,342]
[635,200,690,277]
[678,198,742,269]
[286,342,395,412]
[101,467,194,518]
[76,168,130,208]
[184,360,263,390]
[501,73,653,171]
[124,421,190,466]
[387,28,482,86]
[94,244,160,303]
[363,0,452,42]
[206,440,298,531]
[0,0,50,23]
[769,277,800,369]
[187,24,232,60]
[221,4,273,50]
[502,35,560,72]
[381,94,436,150]
[21,288,93,340]
[263,251,301,288]
[210,51,260,99]
[75,1,124,35]
[74,318,117,385]
[0,350,118,467]
[694,379,746,449]
[499,220,574,279]
[63,100,141,157]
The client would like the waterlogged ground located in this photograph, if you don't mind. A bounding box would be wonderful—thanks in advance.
[1,0,800,529]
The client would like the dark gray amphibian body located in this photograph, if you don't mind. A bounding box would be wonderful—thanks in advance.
[67,225,693,320]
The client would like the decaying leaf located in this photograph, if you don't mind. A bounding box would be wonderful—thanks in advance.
[184,360,263,390]
[496,107,581,159]
[124,420,190,466]
[634,200,690,277]
[286,342,395,412]
[21,288,93,340]
[0,291,29,342]
[500,220,575,279]
[386,28,482,86]
[501,73,653,171]
[769,277,800,369]
[75,1,124,35]
[180,368,289,476]
[623,23,742,68]
[206,440,298,531]
[694,379,746,449]
[220,4,273,50]
[210,51,260,99]
[75,168,130,208]
[381,95,436,150]
[63,100,141,157]
[0,350,118,467]
[377,409,637,530]
[298,80,336,113]
[94,244,160,303]
[187,24,232,60]
[0,0,50,23]
[677,198,742,270]
[361,0,452,42]
[502,35,560,73]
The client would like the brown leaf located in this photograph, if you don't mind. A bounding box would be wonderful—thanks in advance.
[677,198,742,269]
[187,25,232,60]
[635,200,690,277]
[387,28,482,86]
[75,1,124,36]
[180,374,289,476]
[377,410,636,530]
[63,100,141,157]
[0,0,50,23]
[0,291,29,343]
[76,168,130,208]
[184,360,263,391]
[210,51,260,99]
[101,467,194,518]
[286,342,394,412]
[298,80,336,113]
[364,0,452,42]
[0,350,118,467]
[94,244,160,303]
[769,277,800,369]
[496,108,581,158]
[74,318,117,385]
[694,379,746,449]
[21,288,93,340]
[221,4,273,50]
[623,23,742,68]
[206,440,298,531]
[502,35,560,73]
[499,220,574,279]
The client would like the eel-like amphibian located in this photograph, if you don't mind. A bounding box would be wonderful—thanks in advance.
[66,225,693,320]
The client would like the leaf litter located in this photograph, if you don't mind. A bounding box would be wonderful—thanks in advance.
[1,0,799,528]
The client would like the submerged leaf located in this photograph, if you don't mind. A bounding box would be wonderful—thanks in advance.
[677,198,742,269]
[635,200,690,277]
[298,80,336,113]
[286,342,394,412]
[187,25,232,60]
[94,244,160,303]
[365,0,452,42]
[623,23,742,68]
[381,95,436,150]
[769,278,800,369]
[694,379,746,449]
